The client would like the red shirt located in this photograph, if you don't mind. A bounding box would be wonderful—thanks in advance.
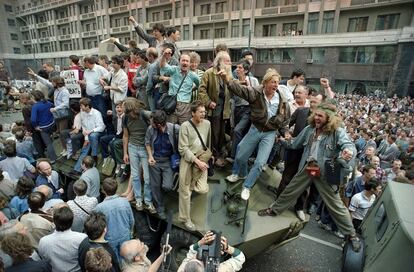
[127,63,140,95]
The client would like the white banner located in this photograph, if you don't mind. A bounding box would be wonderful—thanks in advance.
[60,69,81,98]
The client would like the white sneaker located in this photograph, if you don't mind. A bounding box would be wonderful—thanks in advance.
[296,210,306,221]
[241,187,251,200]
[226,174,246,183]
[60,149,68,157]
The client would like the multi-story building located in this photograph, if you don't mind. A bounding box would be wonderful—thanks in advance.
[0,0,413,96]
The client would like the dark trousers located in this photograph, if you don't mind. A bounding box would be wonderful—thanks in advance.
[231,106,251,158]
[149,158,174,213]
[40,124,57,161]
[276,149,307,211]
[61,129,83,155]
[32,131,45,157]
[100,134,115,158]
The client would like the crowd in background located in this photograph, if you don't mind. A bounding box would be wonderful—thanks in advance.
[0,14,412,272]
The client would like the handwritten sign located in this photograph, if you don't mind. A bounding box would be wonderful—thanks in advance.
[60,70,81,98]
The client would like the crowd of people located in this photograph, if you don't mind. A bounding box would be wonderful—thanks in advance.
[0,14,413,272]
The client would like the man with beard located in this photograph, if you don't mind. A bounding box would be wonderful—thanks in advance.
[198,51,233,167]
[258,103,361,252]
[160,51,200,124]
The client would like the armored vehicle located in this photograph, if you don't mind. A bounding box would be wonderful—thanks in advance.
[55,158,307,271]
[342,181,414,272]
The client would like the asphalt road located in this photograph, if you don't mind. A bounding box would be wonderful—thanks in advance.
[241,213,343,272]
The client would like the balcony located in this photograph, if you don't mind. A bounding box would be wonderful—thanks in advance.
[22,40,32,45]
[36,22,48,28]
[58,34,71,40]
[350,0,376,5]
[20,26,30,31]
[149,20,171,27]
[260,4,299,16]
[146,0,171,7]
[195,14,226,24]
[80,12,95,20]
[56,17,69,24]
[110,26,130,34]
[109,5,128,14]
[39,37,50,43]
[81,31,97,38]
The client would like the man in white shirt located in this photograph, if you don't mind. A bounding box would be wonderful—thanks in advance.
[103,55,128,114]
[280,68,306,101]
[288,85,310,114]
[349,178,382,233]
[80,56,109,116]
[60,102,83,159]
[71,98,105,174]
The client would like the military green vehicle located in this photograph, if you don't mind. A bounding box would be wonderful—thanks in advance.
[342,181,414,272]
[55,158,307,271]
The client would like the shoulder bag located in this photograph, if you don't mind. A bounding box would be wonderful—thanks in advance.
[157,72,188,114]
[170,124,180,172]
[188,120,214,177]
[324,130,342,186]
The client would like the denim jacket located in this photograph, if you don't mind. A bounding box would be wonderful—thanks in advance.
[284,125,356,179]
[94,195,134,243]
[145,122,180,155]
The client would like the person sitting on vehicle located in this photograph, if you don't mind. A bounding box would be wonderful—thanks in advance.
[119,238,171,272]
[71,97,106,175]
[178,231,245,272]
[80,156,100,200]
[349,178,382,233]
[60,101,84,159]
[36,159,64,199]
[145,110,180,219]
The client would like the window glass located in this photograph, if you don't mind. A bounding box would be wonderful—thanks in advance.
[375,203,388,242]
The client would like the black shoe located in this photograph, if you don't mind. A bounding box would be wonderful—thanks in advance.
[119,172,129,183]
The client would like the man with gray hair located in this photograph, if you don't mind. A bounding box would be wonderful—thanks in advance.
[198,51,233,167]
[120,239,171,272]
[35,185,64,212]
[67,180,98,232]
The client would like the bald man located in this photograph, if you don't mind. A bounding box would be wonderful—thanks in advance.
[35,160,64,199]
[35,185,64,212]
[120,239,171,272]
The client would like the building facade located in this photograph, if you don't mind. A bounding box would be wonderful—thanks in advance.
[0,0,413,96]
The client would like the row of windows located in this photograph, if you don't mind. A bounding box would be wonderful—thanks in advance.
[256,46,395,64]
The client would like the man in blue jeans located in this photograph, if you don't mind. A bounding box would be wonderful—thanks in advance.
[219,68,290,200]
[71,98,105,175]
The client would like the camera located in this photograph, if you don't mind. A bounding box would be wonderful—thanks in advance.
[198,230,222,272]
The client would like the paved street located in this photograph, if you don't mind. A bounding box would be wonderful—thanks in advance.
[241,213,343,272]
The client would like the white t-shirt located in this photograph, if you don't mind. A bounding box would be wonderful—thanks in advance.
[349,191,375,220]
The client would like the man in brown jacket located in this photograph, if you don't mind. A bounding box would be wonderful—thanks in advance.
[198,51,232,167]
[220,68,291,200]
